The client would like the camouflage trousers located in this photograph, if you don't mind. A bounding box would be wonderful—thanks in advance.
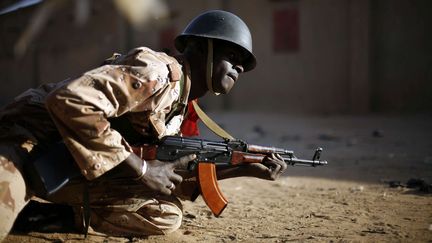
[0,141,194,239]
[0,142,33,241]
[48,178,187,237]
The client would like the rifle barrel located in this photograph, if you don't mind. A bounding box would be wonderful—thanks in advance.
[282,157,328,166]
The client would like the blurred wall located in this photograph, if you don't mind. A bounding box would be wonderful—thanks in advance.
[225,0,353,114]
[0,1,128,104]
[0,0,430,114]
[371,0,432,113]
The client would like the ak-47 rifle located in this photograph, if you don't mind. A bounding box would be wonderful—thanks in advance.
[132,136,328,217]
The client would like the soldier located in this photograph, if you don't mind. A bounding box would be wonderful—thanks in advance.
[0,10,287,239]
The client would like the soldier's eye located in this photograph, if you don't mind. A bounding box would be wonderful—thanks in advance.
[228,52,236,61]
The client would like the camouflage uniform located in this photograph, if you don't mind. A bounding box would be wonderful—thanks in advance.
[0,47,195,239]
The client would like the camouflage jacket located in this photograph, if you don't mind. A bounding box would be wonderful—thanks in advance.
[0,47,190,180]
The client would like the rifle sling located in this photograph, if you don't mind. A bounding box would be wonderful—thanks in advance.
[191,100,234,140]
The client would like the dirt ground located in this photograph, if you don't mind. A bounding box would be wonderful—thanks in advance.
[5,113,432,242]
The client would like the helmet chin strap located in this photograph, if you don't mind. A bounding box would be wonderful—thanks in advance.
[206,39,220,96]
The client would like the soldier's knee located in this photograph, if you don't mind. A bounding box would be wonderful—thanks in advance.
[89,197,183,237]
[144,198,183,234]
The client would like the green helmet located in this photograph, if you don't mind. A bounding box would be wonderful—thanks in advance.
[175,10,257,72]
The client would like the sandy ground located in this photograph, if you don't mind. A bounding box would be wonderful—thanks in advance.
[4,113,432,242]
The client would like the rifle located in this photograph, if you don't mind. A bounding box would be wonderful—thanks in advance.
[132,135,328,217]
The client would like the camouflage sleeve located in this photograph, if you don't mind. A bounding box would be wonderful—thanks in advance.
[45,48,180,180]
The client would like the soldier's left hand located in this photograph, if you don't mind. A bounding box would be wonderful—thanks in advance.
[242,153,287,180]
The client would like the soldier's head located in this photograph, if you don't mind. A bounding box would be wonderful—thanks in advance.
[175,10,256,96]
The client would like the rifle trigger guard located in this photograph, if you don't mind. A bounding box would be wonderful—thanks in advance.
[187,159,199,171]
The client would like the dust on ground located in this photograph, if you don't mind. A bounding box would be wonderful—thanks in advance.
[5,113,432,242]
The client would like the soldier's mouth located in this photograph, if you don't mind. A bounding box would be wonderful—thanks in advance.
[227,74,237,82]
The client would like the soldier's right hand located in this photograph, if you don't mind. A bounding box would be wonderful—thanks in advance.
[119,153,196,195]
[139,154,196,195]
